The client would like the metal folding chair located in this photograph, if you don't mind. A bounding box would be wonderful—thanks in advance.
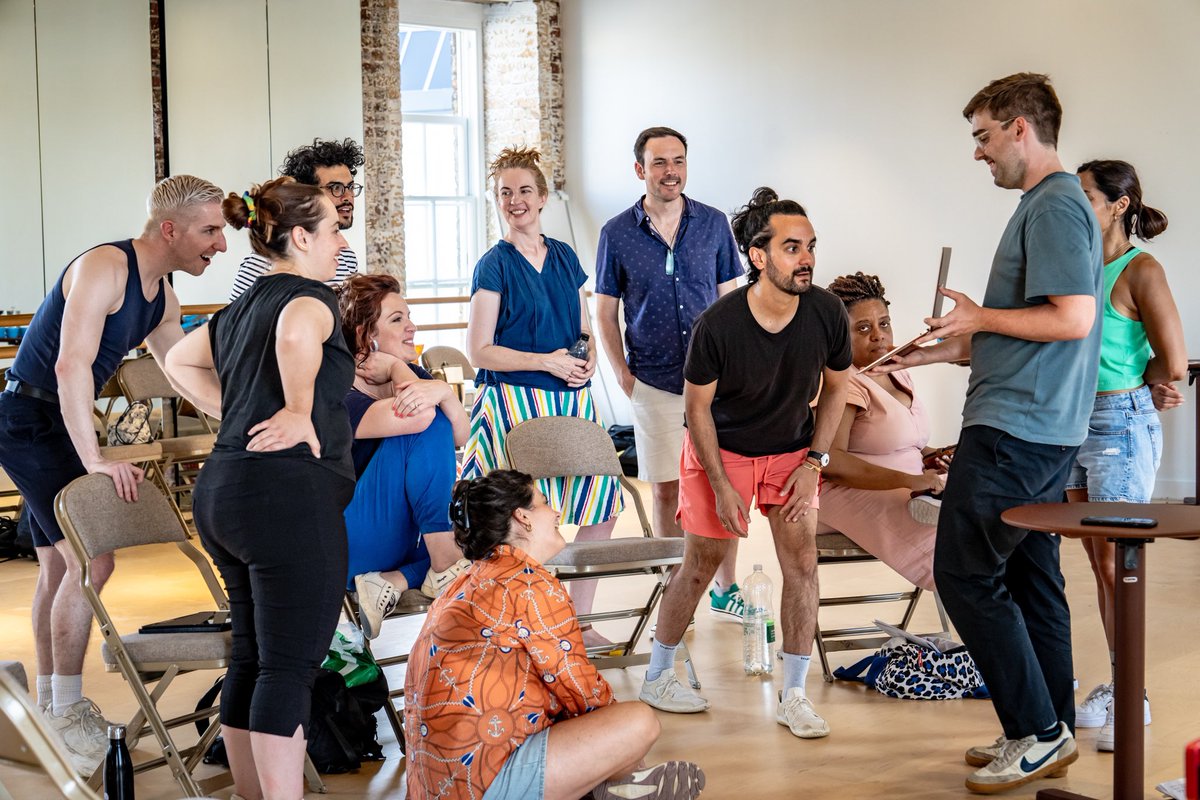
[0,670,98,800]
[504,415,700,688]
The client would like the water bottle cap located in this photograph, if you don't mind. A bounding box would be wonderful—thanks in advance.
[753,563,763,571]
[108,724,126,739]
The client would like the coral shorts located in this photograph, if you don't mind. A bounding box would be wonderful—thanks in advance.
[676,430,819,539]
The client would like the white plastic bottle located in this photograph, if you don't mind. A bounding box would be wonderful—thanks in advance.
[742,564,775,675]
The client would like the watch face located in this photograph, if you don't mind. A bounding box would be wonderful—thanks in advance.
[809,451,830,467]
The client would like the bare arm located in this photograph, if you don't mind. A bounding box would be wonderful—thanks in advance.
[716,277,740,297]
[595,293,634,397]
[163,323,222,419]
[778,365,851,522]
[923,287,1095,343]
[824,405,942,492]
[244,297,332,457]
[684,379,749,536]
[466,289,586,382]
[1126,255,1188,387]
[143,283,186,366]
[55,248,144,500]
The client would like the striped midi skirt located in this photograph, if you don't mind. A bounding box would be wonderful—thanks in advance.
[461,382,624,527]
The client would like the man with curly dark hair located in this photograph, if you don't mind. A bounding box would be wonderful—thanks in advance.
[229,138,365,300]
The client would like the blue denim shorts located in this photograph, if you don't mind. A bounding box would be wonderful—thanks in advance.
[1066,385,1161,502]
[482,726,549,800]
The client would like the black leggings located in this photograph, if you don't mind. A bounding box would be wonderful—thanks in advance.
[193,456,353,738]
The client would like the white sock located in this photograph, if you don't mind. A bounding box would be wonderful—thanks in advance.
[51,673,83,714]
[646,640,678,682]
[36,675,52,708]
[782,653,811,696]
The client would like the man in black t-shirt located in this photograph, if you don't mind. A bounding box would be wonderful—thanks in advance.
[637,188,851,741]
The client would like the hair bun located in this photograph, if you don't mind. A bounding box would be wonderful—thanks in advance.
[221,190,253,230]
[747,186,780,208]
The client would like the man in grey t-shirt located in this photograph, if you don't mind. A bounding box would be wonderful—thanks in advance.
[879,73,1101,794]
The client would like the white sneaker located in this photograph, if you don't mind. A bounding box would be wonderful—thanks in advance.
[354,571,400,639]
[639,671,709,714]
[907,493,942,526]
[421,558,471,598]
[964,734,1009,767]
[964,722,1077,794]
[776,688,830,739]
[1075,682,1112,728]
[1096,692,1151,752]
[592,760,706,800]
[45,698,109,776]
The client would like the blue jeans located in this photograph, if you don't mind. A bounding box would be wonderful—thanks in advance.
[934,425,1078,740]
[482,726,548,800]
[1066,385,1161,502]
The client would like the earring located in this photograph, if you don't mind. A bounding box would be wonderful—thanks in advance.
[523,521,533,533]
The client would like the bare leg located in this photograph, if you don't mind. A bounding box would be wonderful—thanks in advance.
[32,546,67,679]
[377,570,408,593]
[542,702,660,800]
[249,725,306,800]
[422,530,464,573]
[652,533,731,646]
[766,507,818,656]
[1067,488,1117,654]
[652,481,740,592]
[221,725,263,800]
[50,540,114,676]
[567,516,617,623]
[713,547,740,591]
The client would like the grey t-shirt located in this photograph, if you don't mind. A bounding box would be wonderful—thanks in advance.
[963,172,1103,446]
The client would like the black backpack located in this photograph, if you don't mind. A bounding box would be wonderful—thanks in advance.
[197,669,389,774]
[0,509,37,561]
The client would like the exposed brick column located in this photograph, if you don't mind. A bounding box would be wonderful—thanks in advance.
[149,0,166,182]
[482,0,565,241]
[361,0,406,285]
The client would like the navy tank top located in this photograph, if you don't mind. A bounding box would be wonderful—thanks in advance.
[10,240,167,397]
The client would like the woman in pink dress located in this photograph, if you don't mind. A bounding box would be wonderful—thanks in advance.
[817,272,954,591]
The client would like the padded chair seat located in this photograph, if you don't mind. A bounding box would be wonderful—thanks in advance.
[102,631,231,668]
[546,536,685,569]
[815,530,869,556]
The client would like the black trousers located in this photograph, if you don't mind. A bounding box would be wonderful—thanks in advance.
[193,456,353,738]
[934,425,1078,740]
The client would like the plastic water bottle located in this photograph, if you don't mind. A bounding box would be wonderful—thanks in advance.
[566,333,590,360]
[104,724,135,799]
[742,564,776,675]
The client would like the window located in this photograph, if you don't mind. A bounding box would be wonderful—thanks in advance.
[400,15,483,348]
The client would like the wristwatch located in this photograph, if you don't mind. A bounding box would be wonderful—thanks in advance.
[806,450,830,469]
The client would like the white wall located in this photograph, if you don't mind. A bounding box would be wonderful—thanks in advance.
[0,0,154,312]
[562,0,1200,499]
[165,0,365,304]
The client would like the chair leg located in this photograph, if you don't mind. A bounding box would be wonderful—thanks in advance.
[678,640,701,690]
[304,753,328,793]
[814,625,834,683]
[934,591,952,634]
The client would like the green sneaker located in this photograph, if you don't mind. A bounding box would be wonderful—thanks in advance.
[709,583,746,622]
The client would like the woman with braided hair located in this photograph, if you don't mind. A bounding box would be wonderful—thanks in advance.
[166,176,353,799]
[819,271,957,591]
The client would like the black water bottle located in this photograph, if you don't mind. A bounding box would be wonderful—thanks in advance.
[566,333,590,360]
[104,724,135,800]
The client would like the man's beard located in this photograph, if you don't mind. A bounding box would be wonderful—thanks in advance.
[764,254,812,296]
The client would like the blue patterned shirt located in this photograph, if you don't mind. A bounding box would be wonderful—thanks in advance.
[595,195,743,394]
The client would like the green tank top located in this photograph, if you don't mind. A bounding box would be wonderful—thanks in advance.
[1097,246,1151,392]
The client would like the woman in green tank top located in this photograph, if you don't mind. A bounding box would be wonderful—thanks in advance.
[1066,160,1187,752]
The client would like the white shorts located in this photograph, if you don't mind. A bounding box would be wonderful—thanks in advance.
[630,379,686,484]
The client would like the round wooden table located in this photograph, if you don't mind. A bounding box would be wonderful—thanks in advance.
[1000,502,1200,800]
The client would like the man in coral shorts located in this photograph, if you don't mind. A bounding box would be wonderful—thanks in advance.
[637,187,852,739]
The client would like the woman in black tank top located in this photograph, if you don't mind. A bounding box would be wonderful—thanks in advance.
[165,177,353,799]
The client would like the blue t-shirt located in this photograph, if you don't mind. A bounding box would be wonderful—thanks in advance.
[963,172,1103,446]
[595,195,743,394]
[470,237,588,391]
[343,363,436,475]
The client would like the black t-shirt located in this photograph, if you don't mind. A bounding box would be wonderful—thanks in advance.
[683,284,852,457]
[208,273,355,480]
[343,363,435,477]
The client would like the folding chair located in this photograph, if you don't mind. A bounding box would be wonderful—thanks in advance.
[418,345,476,382]
[115,356,216,532]
[0,670,99,800]
[811,525,950,682]
[342,589,434,748]
[504,415,699,688]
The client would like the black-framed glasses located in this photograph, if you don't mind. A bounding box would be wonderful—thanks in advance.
[323,181,363,198]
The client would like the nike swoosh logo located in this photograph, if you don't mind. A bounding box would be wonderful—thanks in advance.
[1020,739,1066,772]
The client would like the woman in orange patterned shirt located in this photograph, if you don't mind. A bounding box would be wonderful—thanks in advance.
[404,469,705,800]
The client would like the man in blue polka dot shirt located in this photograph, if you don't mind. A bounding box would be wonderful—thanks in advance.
[595,126,746,621]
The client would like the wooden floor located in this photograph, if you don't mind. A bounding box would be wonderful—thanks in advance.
[2,482,1198,799]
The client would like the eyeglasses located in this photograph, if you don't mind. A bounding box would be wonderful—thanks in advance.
[973,117,1016,149]
[323,181,363,198]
